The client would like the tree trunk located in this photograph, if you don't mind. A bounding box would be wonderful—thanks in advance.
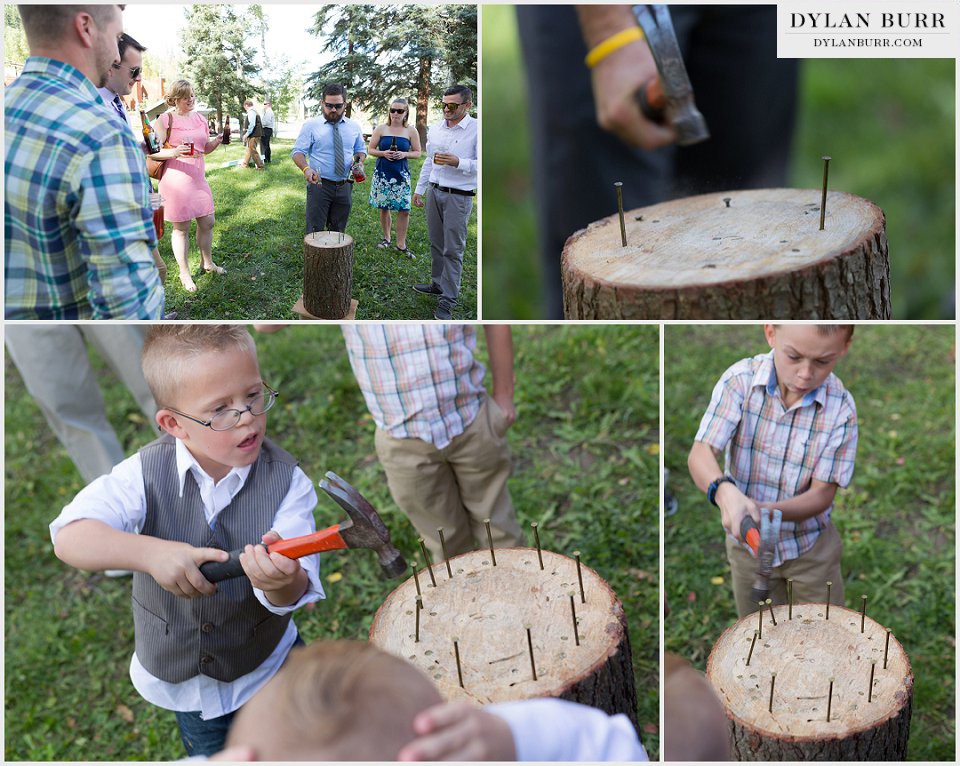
[302,232,353,319]
[370,548,639,732]
[706,603,913,760]
[416,56,431,149]
[562,189,891,319]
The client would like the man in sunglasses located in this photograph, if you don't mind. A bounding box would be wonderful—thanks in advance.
[97,32,144,130]
[291,83,367,234]
[412,84,477,320]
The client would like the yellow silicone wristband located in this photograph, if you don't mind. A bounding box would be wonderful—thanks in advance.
[584,26,645,69]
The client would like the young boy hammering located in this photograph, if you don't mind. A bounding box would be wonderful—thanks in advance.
[50,326,323,756]
[687,324,858,617]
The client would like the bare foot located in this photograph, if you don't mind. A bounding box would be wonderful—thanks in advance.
[178,271,198,293]
[203,262,227,275]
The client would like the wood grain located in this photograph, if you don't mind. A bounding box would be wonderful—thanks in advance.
[303,232,353,319]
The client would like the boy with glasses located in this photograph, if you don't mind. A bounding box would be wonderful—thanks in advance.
[413,84,478,320]
[291,83,367,234]
[50,325,323,757]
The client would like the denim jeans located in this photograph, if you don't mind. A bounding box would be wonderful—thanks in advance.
[174,634,306,756]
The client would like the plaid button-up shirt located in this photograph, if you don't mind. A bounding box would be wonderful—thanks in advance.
[5,57,162,319]
[695,351,858,566]
[342,325,486,448]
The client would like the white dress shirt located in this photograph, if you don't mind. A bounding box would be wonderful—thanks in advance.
[261,108,275,130]
[489,699,649,761]
[50,437,324,719]
[415,113,477,194]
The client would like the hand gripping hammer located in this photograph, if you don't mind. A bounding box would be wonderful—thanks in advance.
[632,5,710,146]
[739,508,782,604]
[199,471,407,583]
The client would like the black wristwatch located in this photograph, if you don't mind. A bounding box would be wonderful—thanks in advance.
[707,475,736,506]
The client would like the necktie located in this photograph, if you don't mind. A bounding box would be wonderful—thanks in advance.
[113,95,126,121]
[332,120,345,178]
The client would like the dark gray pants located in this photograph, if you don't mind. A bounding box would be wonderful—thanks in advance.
[426,187,473,308]
[306,181,352,234]
[261,127,272,162]
[517,5,799,317]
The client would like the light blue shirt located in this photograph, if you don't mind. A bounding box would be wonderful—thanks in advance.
[291,115,365,181]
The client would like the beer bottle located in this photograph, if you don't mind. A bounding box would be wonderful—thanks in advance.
[140,109,161,154]
[222,113,231,145]
[389,135,398,152]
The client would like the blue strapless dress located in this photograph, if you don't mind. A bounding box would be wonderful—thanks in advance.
[369,135,412,211]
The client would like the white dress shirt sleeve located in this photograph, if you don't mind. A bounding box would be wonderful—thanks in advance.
[50,453,148,544]
[486,699,649,761]
[251,466,325,615]
[415,126,435,195]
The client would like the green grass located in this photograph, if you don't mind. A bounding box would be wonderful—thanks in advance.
[664,325,955,760]
[159,138,477,320]
[481,8,955,319]
[4,325,659,760]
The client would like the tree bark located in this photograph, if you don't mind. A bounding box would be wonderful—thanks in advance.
[706,604,913,761]
[370,548,639,733]
[562,189,891,319]
[416,57,431,149]
[302,232,353,319]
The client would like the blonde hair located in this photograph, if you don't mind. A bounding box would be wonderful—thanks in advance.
[772,324,855,342]
[164,79,194,107]
[389,98,410,127]
[141,325,258,406]
[226,641,443,760]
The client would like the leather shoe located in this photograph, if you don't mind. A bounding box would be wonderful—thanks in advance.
[433,303,453,320]
[413,283,442,296]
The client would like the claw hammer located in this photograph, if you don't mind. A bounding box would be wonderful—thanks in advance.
[632,5,710,145]
[199,471,407,583]
[739,508,781,604]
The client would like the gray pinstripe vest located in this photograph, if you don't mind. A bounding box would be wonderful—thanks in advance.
[132,433,298,683]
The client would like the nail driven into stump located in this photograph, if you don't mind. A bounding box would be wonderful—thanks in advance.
[437,527,453,579]
[884,629,891,669]
[868,661,876,703]
[745,630,759,666]
[819,155,831,231]
[787,579,793,620]
[757,602,764,639]
[570,594,580,646]
[574,551,585,603]
[768,672,776,713]
[411,561,422,597]
[532,522,544,569]
[826,581,832,619]
[418,538,437,587]
[526,627,538,681]
[453,639,464,688]
[766,598,777,626]
[723,197,731,208]
[860,594,868,633]
[415,596,422,642]
[827,677,834,722]
[484,519,496,566]
[614,182,627,247]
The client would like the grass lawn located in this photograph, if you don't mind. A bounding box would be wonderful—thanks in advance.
[4,324,659,760]
[663,325,955,760]
[158,138,477,320]
[481,7,955,319]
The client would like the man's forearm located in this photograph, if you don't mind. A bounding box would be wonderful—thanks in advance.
[576,5,638,48]
[484,326,515,400]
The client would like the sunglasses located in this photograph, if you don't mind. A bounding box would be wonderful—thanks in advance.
[112,63,142,79]
[323,102,345,110]
[441,101,463,111]
[390,108,407,114]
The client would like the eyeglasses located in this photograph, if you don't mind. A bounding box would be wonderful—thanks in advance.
[165,385,278,431]
[324,102,345,110]
[389,108,406,114]
[441,101,463,111]
[112,63,141,79]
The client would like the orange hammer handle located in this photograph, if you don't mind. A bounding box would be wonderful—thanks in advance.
[740,517,761,557]
[267,524,346,558]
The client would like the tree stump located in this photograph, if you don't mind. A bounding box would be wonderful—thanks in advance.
[706,603,913,760]
[562,189,890,319]
[369,548,639,732]
[302,232,353,319]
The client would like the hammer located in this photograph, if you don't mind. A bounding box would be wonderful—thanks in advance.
[199,471,407,583]
[632,4,710,146]
[739,508,781,604]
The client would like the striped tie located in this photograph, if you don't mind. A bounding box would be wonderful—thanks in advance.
[332,120,345,178]
[113,95,126,121]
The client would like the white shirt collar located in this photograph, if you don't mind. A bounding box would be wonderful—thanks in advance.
[173,437,252,497]
[442,112,474,131]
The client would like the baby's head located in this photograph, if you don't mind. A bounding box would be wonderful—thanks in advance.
[142,326,272,481]
[226,641,444,760]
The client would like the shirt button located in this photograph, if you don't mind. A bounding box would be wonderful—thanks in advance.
[201,622,215,633]
[200,655,214,665]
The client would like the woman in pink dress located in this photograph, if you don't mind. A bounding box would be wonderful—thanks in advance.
[154,80,225,293]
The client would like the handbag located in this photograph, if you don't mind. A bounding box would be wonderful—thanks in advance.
[145,112,173,180]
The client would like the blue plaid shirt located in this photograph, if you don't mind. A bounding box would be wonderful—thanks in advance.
[5,57,162,319]
[695,351,858,566]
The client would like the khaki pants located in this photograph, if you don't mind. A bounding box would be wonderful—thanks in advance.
[726,522,844,617]
[375,397,524,561]
[243,136,263,168]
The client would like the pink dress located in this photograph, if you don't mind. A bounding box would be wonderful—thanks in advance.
[156,110,215,222]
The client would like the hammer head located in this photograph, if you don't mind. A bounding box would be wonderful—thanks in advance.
[319,471,408,578]
[633,4,710,146]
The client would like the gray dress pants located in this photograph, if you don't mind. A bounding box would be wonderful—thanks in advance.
[517,5,799,317]
[426,187,473,308]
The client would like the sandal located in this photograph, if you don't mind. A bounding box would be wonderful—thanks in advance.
[376,238,391,249]
[396,245,415,260]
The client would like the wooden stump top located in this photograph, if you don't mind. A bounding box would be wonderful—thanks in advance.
[706,603,912,742]
[305,231,354,248]
[562,189,885,289]
[369,548,625,704]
